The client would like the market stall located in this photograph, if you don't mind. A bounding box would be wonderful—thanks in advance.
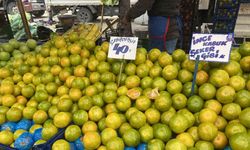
[0,0,250,150]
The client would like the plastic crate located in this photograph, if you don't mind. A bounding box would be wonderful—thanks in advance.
[0,144,17,150]
[32,128,65,150]
[217,9,238,19]
[212,0,240,33]
[218,0,239,8]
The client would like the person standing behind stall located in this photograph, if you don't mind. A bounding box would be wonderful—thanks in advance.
[122,0,182,54]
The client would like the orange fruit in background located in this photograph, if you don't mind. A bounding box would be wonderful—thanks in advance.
[239,107,250,128]
[214,116,227,131]
[198,83,216,100]
[52,139,70,150]
[187,126,199,142]
[229,75,246,91]
[1,94,16,107]
[196,70,209,85]
[216,86,236,104]
[222,60,241,77]
[158,52,173,67]
[187,95,204,113]
[225,122,247,139]
[209,69,230,87]
[172,93,187,110]
[136,64,150,78]
[149,65,162,78]
[0,82,14,95]
[88,106,104,122]
[167,80,183,95]
[195,141,214,150]
[129,111,146,129]
[115,95,131,112]
[0,113,6,125]
[139,124,154,143]
[178,69,193,84]
[154,93,172,112]
[204,99,222,115]
[83,131,101,150]
[198,122,218,141]
[53,112,71,128]
[33,110,48,124]
[89,72,100,84]
[176,132,194,148]
[125,75,140,89]
[54,36,66,49]
[0,130,14,146]
[82,121,97,134]
[145,108,161,125]
[147,139,165,150]
[69,88,82,101]
[153,123,172,142]
[162,65,178,81]
[172,49,186,62]
[135,96,151,111]
[229,132,250,150]
[213,131,228,150]
[178,109,195,128]
[6,107,22,122]
[101,128,117,145]
[235,90,250,109]
[240,56,250,72]
[65,125,81,142]
[161,107,176,125]
[104,103,118,114]
[152,77,167,91]
[199,108,218,123]
[165,139,187,150]
[122,128,140,147]
[169,113,189,134]
[105,113,122,130]
[22,106,37,120]
[42,124,58,141]
[148,48,161,62]
[221,103,241,121]
[134,52,146,65]
[106,137,124,150]
[125,63,136,76]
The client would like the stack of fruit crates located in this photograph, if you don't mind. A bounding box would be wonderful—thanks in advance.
[212,0,240,33]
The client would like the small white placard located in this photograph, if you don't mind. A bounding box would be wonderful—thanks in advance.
[108,37,138,60]
[189,33,233,62]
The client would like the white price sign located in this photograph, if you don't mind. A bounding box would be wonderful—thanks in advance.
[189,33,233,62]
[108,37,138,60]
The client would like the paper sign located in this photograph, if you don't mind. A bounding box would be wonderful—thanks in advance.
[189,33,233,62]
[108,37,138,60]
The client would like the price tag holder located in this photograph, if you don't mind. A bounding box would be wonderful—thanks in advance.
[108,36,138,60]
[189,33,233,63]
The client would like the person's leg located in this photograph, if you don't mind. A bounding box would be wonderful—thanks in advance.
[148,16,168,51]
[165,38,178,54]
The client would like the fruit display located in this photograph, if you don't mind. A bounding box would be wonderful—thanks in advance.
[0,25,250,150]
[65,23,102,42]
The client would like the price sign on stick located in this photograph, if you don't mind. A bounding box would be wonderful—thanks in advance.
[189,33,233,63]
[108,37,138,60]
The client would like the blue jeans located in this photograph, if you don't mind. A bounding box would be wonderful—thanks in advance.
[148,16,182,54]
[166,38,178,54]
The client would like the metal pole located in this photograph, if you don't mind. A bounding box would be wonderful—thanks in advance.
[100,4,104,32]
[16,0,32,39]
